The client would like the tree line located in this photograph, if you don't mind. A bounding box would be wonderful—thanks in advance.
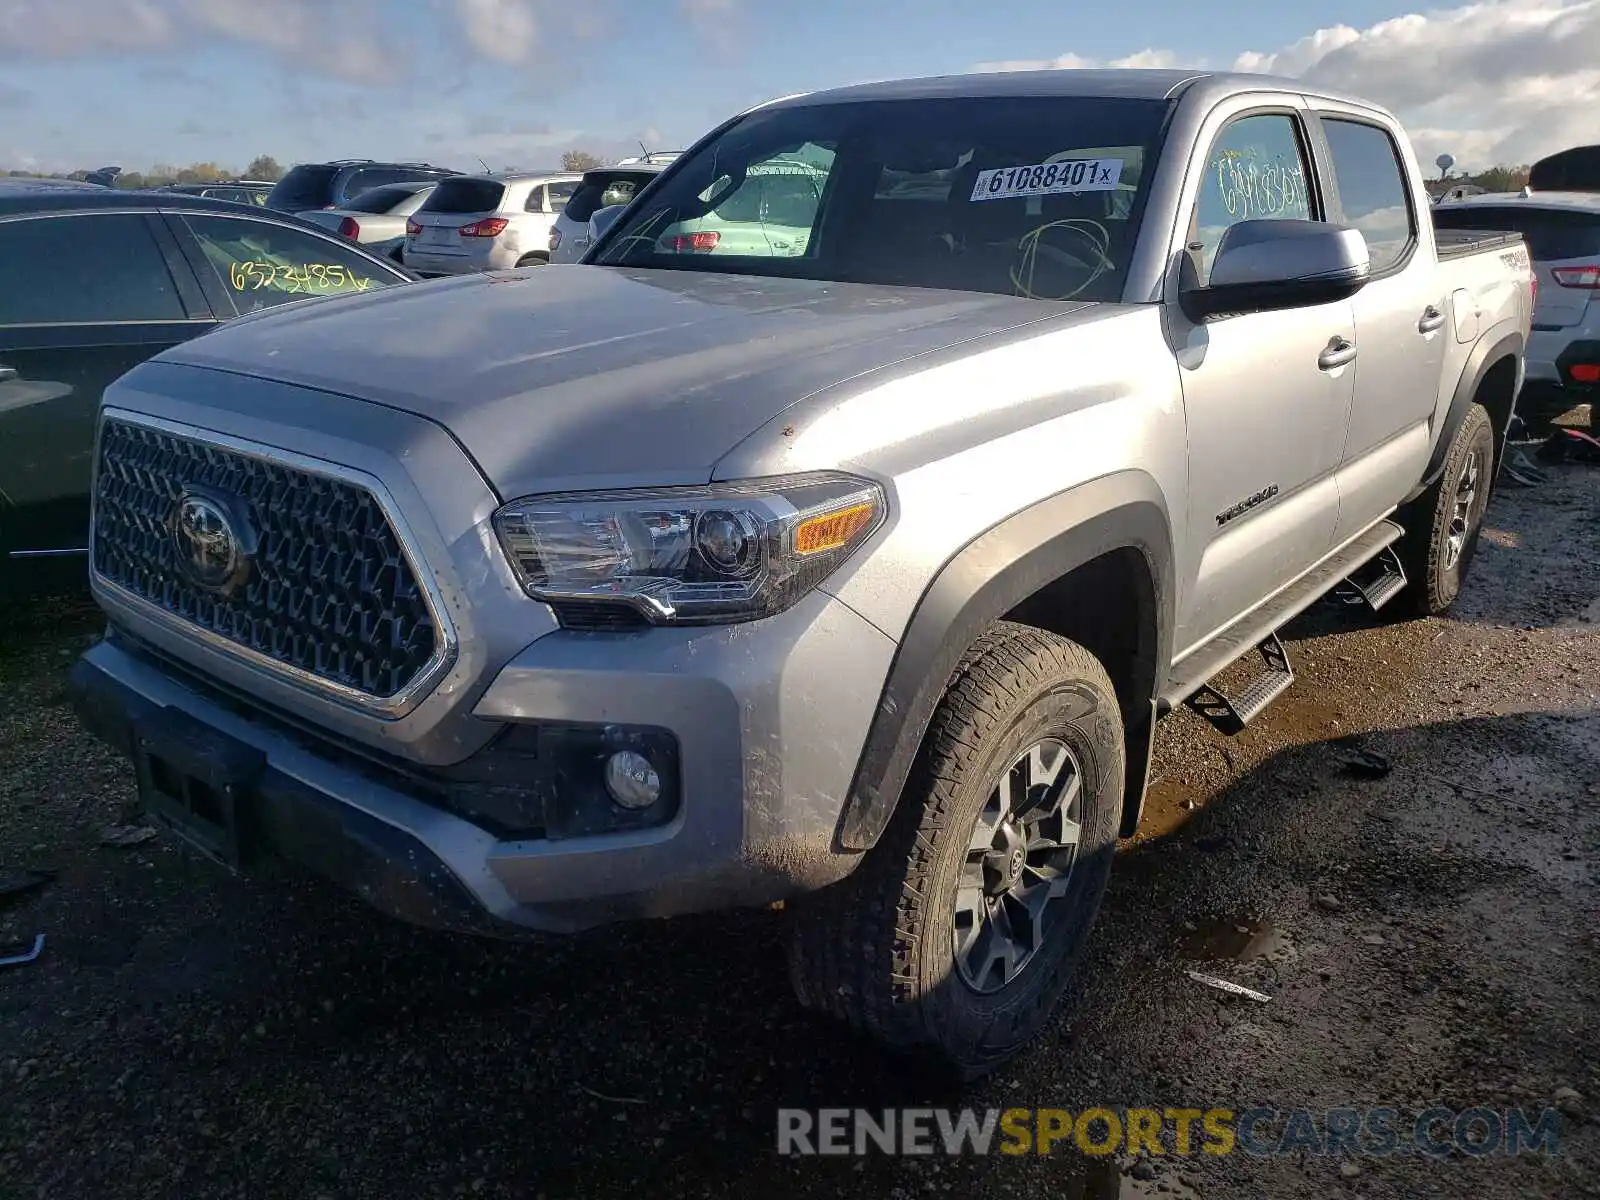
[3,149,618,188]
[4,155,287,188]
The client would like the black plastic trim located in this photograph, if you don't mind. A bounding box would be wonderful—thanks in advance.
[838,472,1173,852]
[68,655,512,937]
[1556,339,1600,391]
[1411,325,1526,499]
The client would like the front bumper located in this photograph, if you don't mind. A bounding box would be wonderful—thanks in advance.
[71,587,894,935]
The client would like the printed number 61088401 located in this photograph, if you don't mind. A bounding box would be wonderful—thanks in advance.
[969,158,1125,203]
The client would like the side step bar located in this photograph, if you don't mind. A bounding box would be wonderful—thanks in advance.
[1161,519,1407,730]
[1333,543,1408,613]
[1184,632,1295,734]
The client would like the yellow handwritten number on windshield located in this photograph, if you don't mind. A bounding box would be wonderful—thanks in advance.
[227,261,374,294]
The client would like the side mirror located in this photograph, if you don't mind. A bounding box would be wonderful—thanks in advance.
[589,204,626,243]
[1181,220,1371,322]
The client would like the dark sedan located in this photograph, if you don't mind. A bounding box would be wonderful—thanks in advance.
[0,179,418,585]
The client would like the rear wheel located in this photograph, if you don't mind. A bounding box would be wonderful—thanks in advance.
[787,621,1124,1078]
[1396,402,1495,617]
[515,253,549,268]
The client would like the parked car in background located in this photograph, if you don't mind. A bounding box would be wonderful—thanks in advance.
[1434,190,1600,413]
[0,179,415,580]
[158,180,274,206]
[265,160,459,215]
[548,162,670,263]
[300,182,440,261]
[67,70,1530,1077]
[616,152,682,166]
[656,158,829,257]
[404,171,580,275]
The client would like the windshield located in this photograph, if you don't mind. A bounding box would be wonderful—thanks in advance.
[593,95,1170,301]
[265,164,338,211]
[422,177,506,214]
[1433,204,1600,261]
[567,170,660,223]
[345,184,428,214]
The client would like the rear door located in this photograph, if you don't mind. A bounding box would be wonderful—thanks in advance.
[163,210,413,316]
[0,211,216,558]
[1312,109,1445,539]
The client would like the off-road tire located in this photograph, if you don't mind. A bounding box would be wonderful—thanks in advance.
[787,621,1124,1079]
[1396,402,1495,617]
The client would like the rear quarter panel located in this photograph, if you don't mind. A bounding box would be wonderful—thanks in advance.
[1435,239,1534,428]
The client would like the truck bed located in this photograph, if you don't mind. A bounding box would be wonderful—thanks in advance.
[1433,227,1524,260]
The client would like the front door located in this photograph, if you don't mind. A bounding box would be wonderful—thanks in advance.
[1168,108,1356,656]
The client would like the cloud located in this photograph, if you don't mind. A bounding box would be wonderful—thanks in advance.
[679,0,742,55]
[0,0,402,84]
[453,0,539,63]
[971,0,1600,170]
[973,48,1189,73]
[0,0,174,55]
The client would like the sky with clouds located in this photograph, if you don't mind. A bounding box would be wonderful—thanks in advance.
[0,0,1594,174]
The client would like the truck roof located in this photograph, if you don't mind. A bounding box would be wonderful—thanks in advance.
[764,68,1389,115]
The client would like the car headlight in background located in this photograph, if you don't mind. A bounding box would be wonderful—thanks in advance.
[492,472,885,625]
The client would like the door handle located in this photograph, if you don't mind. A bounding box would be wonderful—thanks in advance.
[1317,337,1357,371]
[1418,305,1446,334]
[0,365,16,384]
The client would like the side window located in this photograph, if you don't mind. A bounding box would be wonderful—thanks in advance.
[546,181,578,211]
[525,186,547,214]
[181,214,406,315]
[1321,118,1415,273]
[1191,113,1314,281]
[0,213,186,325]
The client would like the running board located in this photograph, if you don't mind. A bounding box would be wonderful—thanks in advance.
[1160,519,1407,727]
[1184,632,1294,733]
[1333,543,1408,613]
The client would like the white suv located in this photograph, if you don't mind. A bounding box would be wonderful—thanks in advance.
[404,171,580,275]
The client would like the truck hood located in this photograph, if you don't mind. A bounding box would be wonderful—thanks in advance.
[160,266,1076,496]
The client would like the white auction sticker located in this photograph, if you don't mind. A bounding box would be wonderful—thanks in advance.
[970,158,1124,202]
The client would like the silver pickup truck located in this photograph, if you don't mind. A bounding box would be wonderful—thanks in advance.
[70,69,1532,1076]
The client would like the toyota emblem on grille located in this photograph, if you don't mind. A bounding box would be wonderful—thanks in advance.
[170,487,255,594]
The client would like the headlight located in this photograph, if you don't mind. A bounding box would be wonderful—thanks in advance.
[492,472,885,625]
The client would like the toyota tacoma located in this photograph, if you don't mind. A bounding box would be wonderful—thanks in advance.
[71,69,1533,1076]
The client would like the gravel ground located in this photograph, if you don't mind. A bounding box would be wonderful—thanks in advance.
[1,440,1596,1199]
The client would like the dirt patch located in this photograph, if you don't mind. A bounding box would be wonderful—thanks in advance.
[0,461,1596,1199]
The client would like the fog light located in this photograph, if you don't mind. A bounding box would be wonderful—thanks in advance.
[604,751,661,809]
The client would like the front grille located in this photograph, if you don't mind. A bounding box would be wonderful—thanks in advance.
[91,417,440,700]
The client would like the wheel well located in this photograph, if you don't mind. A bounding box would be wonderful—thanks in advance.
[1476,354,1519,467]
[1002,548,1160,837]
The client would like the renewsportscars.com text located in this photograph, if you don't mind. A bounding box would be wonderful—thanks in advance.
[776,1106,1564,1159]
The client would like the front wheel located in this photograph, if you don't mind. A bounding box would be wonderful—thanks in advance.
[1396,402,1495,617]
[515,253,549,268]
[787,621,1124,1078]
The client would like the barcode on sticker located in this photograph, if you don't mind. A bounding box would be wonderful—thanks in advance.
[970,158,1124,202]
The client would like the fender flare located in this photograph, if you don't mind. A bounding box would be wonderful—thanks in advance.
[1413,325,1525,498]
[837,471,1175,852]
